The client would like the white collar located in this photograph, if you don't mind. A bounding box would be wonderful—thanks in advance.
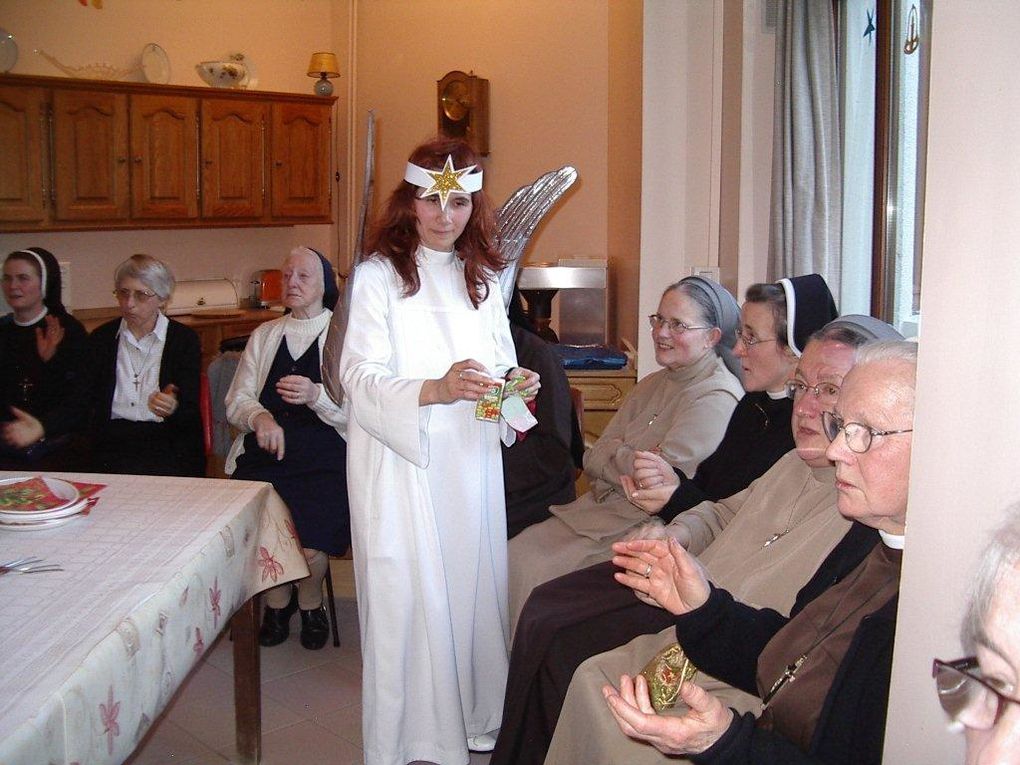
[13,306,48,327]
[766,388,789,401]
[879,530,905,549]
[118,311,169,342]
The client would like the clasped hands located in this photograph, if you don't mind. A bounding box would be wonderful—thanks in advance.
[420,359,540,406]
[603,535,732,755]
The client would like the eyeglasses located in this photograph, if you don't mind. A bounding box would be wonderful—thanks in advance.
[648,314,711,335]
[734,328,778,348]
[113,288,157,302]
[933,657,1020,731]
[785,379,841,404]
[821,410,913,454]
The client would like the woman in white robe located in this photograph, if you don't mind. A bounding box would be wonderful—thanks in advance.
[340,137,540,765]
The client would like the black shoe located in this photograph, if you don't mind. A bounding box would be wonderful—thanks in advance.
[258,588,297,647]
[300,605,330,650]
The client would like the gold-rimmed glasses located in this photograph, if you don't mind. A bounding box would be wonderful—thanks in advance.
[647,314,712,335]
[113,287,157,302]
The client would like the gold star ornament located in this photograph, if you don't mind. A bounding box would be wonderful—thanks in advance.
[403,154,483,210]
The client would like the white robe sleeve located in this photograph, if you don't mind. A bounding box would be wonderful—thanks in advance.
[489,280,520,446]
[340,260,431,467]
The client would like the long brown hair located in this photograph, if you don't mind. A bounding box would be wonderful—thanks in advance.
[366,136,502,308]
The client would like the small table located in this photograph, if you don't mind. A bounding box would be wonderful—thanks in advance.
[0,472,308,765]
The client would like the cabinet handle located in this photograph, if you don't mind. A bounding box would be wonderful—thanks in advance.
[133,156,142,164]
[204,159,214,166]
[117,157,127,164]
[274,160,283,167]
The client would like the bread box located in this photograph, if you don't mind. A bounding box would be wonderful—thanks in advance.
[167,279,239,316]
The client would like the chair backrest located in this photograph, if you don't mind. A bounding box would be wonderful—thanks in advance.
[199,372,213,456]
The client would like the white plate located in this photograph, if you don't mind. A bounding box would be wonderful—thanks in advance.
[0,495,88,522]
[141,43,170,84]
[0,475,80,516]
[0,28,17,74]
[0,511,85,531]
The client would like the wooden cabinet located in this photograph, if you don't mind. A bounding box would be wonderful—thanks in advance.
[130,94,199,219]
[52,89,129,221]
[566,367,637,448]
[0,84,47,222]
[201,99,266,219]
[271,102,331,218]
[0,74,333,232]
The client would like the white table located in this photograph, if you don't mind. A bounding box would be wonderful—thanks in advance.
[0,472,309,765]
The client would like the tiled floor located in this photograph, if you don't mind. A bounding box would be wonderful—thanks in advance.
[125,560,493,765]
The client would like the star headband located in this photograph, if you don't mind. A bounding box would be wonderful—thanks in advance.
[404,155,483,210]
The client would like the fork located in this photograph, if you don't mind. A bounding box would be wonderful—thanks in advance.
[0,560,62,576]
[0,557,42,569]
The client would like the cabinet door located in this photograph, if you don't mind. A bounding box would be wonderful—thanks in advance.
[270,102,330,219]
[130,94,199,219]
[0,85,47,222]
[201,99,266,219]
[52,89,129,220]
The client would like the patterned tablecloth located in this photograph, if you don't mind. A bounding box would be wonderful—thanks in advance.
[0,472,309,765]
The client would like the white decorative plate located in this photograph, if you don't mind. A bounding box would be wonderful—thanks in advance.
[0,28,18,74]
[0,495,88,522]
[0,475,80,516]
[0,512,85,531]
[141,43,170,84]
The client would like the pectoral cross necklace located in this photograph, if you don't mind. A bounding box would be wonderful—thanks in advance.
[761,567,893,708]
[126,334,158,394]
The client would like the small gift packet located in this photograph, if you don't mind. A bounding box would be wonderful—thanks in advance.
[474,378,506,422]
[639,642,699,712]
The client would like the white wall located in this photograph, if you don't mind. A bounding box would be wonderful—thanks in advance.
[639,0,774,379]
[883,3,1020,761]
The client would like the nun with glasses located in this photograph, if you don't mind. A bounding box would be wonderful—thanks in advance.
[226,246,350,651]
[87,254,204,477]
[0,247,89,470]
[507,275,747,633]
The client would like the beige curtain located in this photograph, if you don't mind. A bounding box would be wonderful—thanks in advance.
[768,0,843,294]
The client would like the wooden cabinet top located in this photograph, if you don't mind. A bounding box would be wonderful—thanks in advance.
[0,73,336,106]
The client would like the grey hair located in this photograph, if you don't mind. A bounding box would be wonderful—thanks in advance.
[664,280,718,331]
[962,503,1020,652]
[853,339,918,367]
[114,254,176,301]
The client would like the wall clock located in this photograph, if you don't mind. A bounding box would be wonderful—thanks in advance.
[437,70,489,156]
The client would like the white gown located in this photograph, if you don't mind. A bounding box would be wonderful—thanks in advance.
[340,246,517,765]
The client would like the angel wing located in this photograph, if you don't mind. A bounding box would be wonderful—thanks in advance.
[495,166,578,309]
[321,111,376,405]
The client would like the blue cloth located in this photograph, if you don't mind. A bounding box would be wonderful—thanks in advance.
[551,343,628,370]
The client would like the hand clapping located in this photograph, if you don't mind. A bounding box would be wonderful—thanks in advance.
[619,450,681,515]
[34,315,65,362]
[611,536,711,616]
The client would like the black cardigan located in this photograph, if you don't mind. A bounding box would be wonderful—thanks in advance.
[660,392,795,522]
[681,523,898,765]
[88,318,205,477]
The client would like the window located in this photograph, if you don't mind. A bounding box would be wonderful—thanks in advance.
[838,0,931,335]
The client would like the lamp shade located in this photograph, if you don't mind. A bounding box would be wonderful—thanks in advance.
[307,52,340,79]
